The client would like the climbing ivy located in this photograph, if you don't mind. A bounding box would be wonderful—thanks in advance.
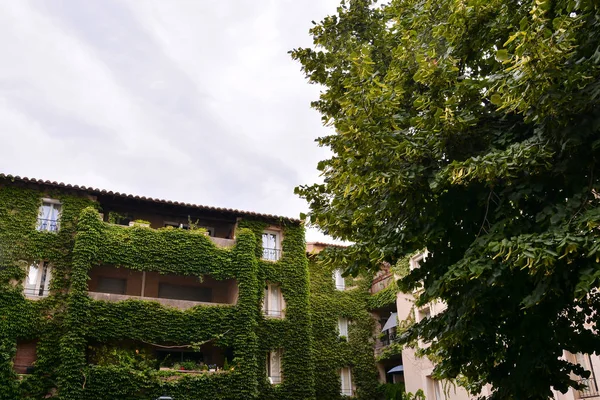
[308,253,383,400]
[1,181,399,400]
[0,183,316,400]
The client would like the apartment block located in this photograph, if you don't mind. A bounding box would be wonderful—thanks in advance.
[0,174,313,399]
[307,242,405,399]
[397,252,600,400]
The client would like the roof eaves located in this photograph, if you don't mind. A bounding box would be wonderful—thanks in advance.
[0,173,300,224]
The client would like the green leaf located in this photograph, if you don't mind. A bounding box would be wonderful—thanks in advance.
[495,49,510,62]
[490,94,503,105]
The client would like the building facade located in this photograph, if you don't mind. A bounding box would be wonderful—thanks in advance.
[307,242,405,400]
[9,173,595,399]
[0,174,314,400]
[397,252,600,400]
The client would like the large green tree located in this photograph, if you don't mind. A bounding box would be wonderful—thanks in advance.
[292,0,600,398]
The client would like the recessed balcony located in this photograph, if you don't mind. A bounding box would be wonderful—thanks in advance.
[88,265,238,310]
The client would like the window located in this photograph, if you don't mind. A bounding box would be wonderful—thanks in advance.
[14,341,37,374]
[108,212,132,226]
[24,262,51,298]
[36,199,61,232]
[164,221,188,229]
[410,251,428,292]
[340,367,353,396]
[263,283,284,318]
[416,304,431,323]
[156,349,204,367]
[333,269,345,291]
[262,231,280,261]
[158,283,212,302]
[96,277,127,295]
[409,251,428,270]
[267,349,283,384]
[338,317,349,338]
[427,377,443,400]
[575,353,599,396]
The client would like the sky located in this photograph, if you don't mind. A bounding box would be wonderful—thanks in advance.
[0,0,341,242]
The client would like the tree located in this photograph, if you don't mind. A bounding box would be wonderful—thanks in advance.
[291,0,600,398]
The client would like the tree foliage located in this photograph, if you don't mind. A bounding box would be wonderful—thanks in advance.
[292,0,600,398]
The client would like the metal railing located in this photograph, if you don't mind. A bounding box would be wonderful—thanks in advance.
[578,378,600,398]
[36,218,59,232]
[262,248,281,261]
[264,309,284,318]
[24,287,49,297]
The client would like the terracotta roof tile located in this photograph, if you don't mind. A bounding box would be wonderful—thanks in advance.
[0,173,300,224]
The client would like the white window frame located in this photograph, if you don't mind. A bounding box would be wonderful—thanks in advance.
[263,283,285,318]
[338,317,349,338]
[426,377,443,400]
[261,230,281,261]
[409,251,428,270]
[24,261,52,298]
[36,198,61,232]
[415,304,432,323]
[575,353,599,394]
[267,349,283,384]
[410,251,429,293]
[333,269,346,291]
[340,367,354,396]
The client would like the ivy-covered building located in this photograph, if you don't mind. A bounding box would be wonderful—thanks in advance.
[0,174,403,400]
[306,243,404,400]
[0,174,314,400]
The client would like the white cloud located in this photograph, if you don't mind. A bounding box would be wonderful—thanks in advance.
[0,0,341,243]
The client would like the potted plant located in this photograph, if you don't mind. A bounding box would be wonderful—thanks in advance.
[181,361,197,371]
[208,364,217,372]
[129,219,151,228]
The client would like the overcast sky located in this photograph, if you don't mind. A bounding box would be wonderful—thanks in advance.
[0,0,341,242]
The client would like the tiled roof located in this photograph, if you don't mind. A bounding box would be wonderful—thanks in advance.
[306,241,347,248]
[0,173,300,223]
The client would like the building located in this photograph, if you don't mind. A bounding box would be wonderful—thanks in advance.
[0,173,314,399]
[397,251,600,400]
[9,173,595,399]
[307,242,404,399]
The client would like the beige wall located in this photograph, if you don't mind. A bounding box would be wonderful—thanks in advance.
[397,290,600,400]
[397,290,486,399]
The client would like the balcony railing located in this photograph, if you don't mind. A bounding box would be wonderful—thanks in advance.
[578,378,600,398]
[36,218,59,232]
[374,332,398,356]
[24,287,49,298]
[264,309,284,318]
[262,248,281,261]
[88,292,234,310]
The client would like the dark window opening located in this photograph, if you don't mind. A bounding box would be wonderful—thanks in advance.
[158,283,212,302]
[14,340,37,374]
[96,277,127,295]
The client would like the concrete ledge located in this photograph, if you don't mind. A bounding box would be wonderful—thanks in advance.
[209,237,236,248]
[88,292,233,310]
